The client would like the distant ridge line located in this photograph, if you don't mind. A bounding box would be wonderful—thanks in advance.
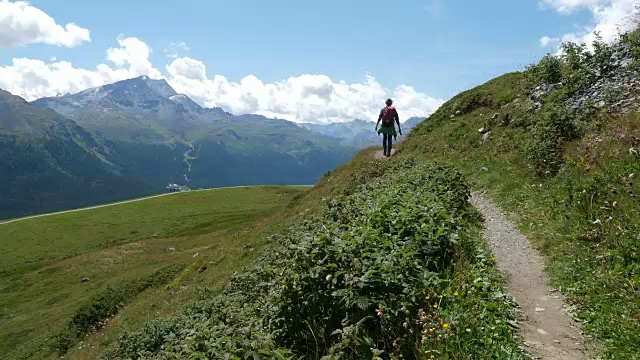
[0,185,313,226]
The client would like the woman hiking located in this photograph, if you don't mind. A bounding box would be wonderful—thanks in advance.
[375,99,402,157]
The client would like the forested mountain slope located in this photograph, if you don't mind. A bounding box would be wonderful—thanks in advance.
[0,89,152,220]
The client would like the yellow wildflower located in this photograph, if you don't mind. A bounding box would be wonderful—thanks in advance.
[454,291,459,297]
[443,323,449,329]
[433,303,438,309]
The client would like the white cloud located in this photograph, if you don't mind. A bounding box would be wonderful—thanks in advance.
[0,36,161,99]
[540,35,561,47]
[106,35,162,78]
[540,0,639,49]
[167,58,443,123]
[540,0,609,13]
[164,41,190,58]
[0,0,90,48]
[0,36,443,123]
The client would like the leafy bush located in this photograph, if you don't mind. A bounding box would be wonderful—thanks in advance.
[524,108,578,177]
[592,32,614,75]
[105,161,527,359]
[560,42,594,94]
[526,54,564,85]
[621,28,640,68]
[455,90,494,115]
[55,264,184,355]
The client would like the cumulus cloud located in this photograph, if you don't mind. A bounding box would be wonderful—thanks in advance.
[0,36,161,99]
[540,0,639,49]
[167,58,443,123]
[540,0,610,13]
[0,36,443,123]
[0,0,90,48]
[540,35,561,47]
[164,41,190,58]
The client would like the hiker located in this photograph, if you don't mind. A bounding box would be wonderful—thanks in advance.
[375,99,402,157]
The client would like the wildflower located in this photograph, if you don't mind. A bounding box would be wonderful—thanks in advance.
[433,303,438,309]
[492,256,496,261]
[453,291,459,297]
[442,292,447,297]
[443,323,449,329]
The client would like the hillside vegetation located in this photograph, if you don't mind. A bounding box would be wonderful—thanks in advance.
[0,186,306,359]
[104,160,526,360]
[86,32,640,359]
[399,32,640,358]
[5,30,640,360]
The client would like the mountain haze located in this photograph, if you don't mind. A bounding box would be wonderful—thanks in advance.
[300,117,426,148]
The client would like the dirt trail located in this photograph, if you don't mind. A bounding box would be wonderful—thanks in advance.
[373,148,397,160]
[471,192,586,360]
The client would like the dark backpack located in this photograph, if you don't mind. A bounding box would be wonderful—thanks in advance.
[381,106,396,126]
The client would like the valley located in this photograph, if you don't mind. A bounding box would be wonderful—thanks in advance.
[2,1,640,359]
[0,186,307,359]
[0,78,358,220]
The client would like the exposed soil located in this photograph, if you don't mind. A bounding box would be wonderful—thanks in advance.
[373,148,397,160]
[471,192,587,360]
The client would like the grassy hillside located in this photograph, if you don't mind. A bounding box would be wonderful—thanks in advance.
[6,33,640,360]
[0,186,306,359]
[89,34,640,359]
[87,156,527,359]
[396,34,640,358]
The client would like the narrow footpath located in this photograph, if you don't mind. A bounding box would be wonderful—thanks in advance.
[471,192,586,360]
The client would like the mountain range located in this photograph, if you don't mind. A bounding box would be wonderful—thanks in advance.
[299,116,425,148]
[0,76,362,219]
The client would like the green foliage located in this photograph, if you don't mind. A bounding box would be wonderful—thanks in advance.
[107,161,527,359]
[454,90,494,115]
[398,60,640,358]
[523,108,578,177]
[621,28,640,67]
[560,42,594,94]
[527,54,564,85]
[525,33,613,96]
[55,264,185,355]
[592,32,614,75]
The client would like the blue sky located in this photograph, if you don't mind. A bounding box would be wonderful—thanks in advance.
[0,0,633,122]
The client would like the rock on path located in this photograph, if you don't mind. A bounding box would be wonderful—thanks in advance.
[471,192,586,360]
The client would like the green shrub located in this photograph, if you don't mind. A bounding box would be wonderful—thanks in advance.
[560,42,594,94]
[592,32,614,75]
[621,28,640,68]
[527,54,564,85]
[524,108,578,177]
[456,90,494,115]
[105,161,527,360]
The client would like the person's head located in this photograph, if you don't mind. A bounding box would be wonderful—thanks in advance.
[385,99,393,106]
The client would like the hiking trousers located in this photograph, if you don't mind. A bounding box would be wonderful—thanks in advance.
[383,134,393,154]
